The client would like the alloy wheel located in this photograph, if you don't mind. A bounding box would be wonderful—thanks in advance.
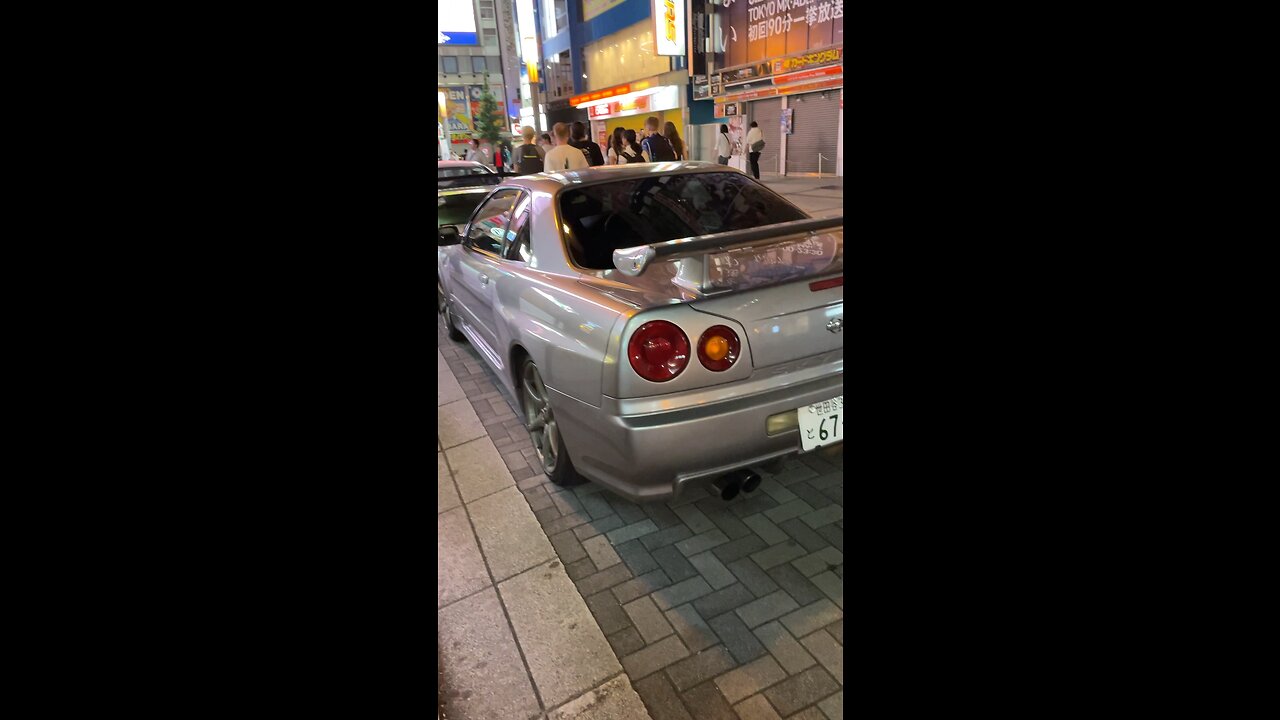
[522,363,558,474]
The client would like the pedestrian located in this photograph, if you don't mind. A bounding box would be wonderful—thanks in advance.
[464,138,481,163]
[621,129,643,163]
[515,126,546,174]
[663,121,686,161]
[539,133,553,151]
[606,127,625,165]
[715,124,731,165]
[745,121,764,179]
[570,121,605,166]
[494,140,506,174]
[543,122,590,172]
[640,116,677,162]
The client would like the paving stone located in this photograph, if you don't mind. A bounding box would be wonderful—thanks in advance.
[543,510,593,536]
[469,486,556,582]
[438,506,490,609]
[676,529,730,557]
[752,540,807,570]
[763,499,815,524]
[607,519,660,546]
[713,655,787,704]
[608,496,649,524]
[762,666,839,717]
[800,505,843,529]
[708,611,768,664]
[579,491,615,520]
[549,489,586,517]
[728,557,781,598]
[523,485,554,513]
[607,626,645,657]
[615,539,660,576]
[641,524,695,551]
[575,514,625,541]
[742,513,789,545]
[583,534,624,570]
[548,529,588,564]
[835,564,843,580]
[778,518,829,553]
[645,503,684,529]
[438,453,461,513]
[438,587,539,720]
[633,672,693,720]
[736,589,801,628]
[499,559,622,709]
[733,694,784,720]
[438,398,487,449]
[621,634,689,680]
[729,494,781,520]
[537,505,563,526]
[665,645,737,691]
[565,556,597,581]
[788,708,829,720]
[624,595,675,643]
[679,681,737,720]
[701,507,755,540]
[651,575,714,611]
[792,547,843,578]
[437,353,466,406]
[575,562,634,597]
[818,485,843,507]
[770,463,818,487]
[586,590,632,635]
[712,533,768,564]
[757,477,798,504]
[549,673,651,720]
[809,571,843,609]
[754,621,817,674]
[693,583,756,620]
[815,523,844,553]
[664,603,719,652]
[827,619,843,645]
[613,568,672,604]
[801,629,843,685]
[818,690,843,719]
[767,563,826,606]
[780,600,843,640]
[672,504,717,534]
[445,436,516,503]
[687,550,736,590]
[786,482,830,511]
[652,545,700,582]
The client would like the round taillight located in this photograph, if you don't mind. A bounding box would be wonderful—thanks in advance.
[697,325,741,371]
[628,321,690,382]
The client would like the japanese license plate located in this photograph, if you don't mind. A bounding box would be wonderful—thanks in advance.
[798,396,843,452]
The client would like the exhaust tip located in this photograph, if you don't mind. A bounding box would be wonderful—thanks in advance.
[740,471,762,494]
[712,475,742,501]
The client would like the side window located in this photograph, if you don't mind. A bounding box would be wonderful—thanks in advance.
[465,190,519,255]
[504,198,532,262]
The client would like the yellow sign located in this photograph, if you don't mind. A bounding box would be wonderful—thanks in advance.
[582,0,626,21]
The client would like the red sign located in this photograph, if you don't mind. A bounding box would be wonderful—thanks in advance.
[773,65,843,86]
[570,83,631,107]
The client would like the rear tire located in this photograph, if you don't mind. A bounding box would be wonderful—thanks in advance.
[520,357,585,487]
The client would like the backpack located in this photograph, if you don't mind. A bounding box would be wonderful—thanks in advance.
[643,134,676,162]
[620,143,643,164]
[517,144,544,174]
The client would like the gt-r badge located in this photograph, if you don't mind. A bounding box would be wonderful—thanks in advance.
[827,317,844,333]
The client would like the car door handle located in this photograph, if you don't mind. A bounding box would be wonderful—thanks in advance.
[479,274,489,285]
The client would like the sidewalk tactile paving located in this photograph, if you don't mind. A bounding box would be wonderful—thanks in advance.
[438,314,842,720]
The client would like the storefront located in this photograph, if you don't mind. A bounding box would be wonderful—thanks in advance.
[572,70,689,156]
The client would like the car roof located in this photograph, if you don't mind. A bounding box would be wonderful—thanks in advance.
[438,160,491,170]
[497,161,744,193]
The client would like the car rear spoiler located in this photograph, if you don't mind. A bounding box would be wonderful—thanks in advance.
[612,216,843,293]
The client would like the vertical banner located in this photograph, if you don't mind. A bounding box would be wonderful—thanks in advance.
[655,0,686,55]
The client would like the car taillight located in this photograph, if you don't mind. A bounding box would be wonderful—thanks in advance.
[697,325,741,371]
[628,321,690,382]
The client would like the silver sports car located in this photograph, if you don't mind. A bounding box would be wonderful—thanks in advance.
[438,162,843,502]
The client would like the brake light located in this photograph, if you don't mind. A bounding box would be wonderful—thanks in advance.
[697,325,741,372]
[809,276,844,292]
[628,321,690,382]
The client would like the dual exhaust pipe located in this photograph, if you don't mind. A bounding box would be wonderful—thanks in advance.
[712,469,763,501]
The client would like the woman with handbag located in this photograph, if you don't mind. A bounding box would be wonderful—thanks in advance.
[745,121,764,179]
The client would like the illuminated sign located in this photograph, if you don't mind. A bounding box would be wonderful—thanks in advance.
[654,0,685,56]
[570,84,631,107]
[438,5,478,45]
[773,47,843,75]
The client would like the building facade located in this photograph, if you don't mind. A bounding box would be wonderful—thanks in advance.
[439,0,523,159]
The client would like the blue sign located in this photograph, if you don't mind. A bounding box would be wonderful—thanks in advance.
[438,31,478,45]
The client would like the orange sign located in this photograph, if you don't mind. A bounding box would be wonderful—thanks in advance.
[773,66,842,86]
[570,84,631,107]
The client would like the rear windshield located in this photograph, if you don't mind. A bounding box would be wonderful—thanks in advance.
[558,172,806,269]
[438,191,489,228]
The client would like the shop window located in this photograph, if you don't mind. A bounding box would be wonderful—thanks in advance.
[472,56,487,73]
[442,56,459,74]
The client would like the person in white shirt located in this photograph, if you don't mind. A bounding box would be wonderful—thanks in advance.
[543,122,590,172]
[715,124,731,165]
[745,121,764,179]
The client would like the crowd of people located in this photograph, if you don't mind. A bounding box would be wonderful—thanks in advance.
[448,116,766,178]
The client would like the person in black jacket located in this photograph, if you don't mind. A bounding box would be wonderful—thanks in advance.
[569,121,605,166]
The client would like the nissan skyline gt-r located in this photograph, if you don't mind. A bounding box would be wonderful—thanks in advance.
[437,162,843,502]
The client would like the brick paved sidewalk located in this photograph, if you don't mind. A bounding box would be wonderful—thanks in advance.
[439,316,844,720]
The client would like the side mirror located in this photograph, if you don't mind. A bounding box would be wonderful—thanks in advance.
[438,225,461,246]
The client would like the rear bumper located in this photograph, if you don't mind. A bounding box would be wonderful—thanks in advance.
[549,349,843,502]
